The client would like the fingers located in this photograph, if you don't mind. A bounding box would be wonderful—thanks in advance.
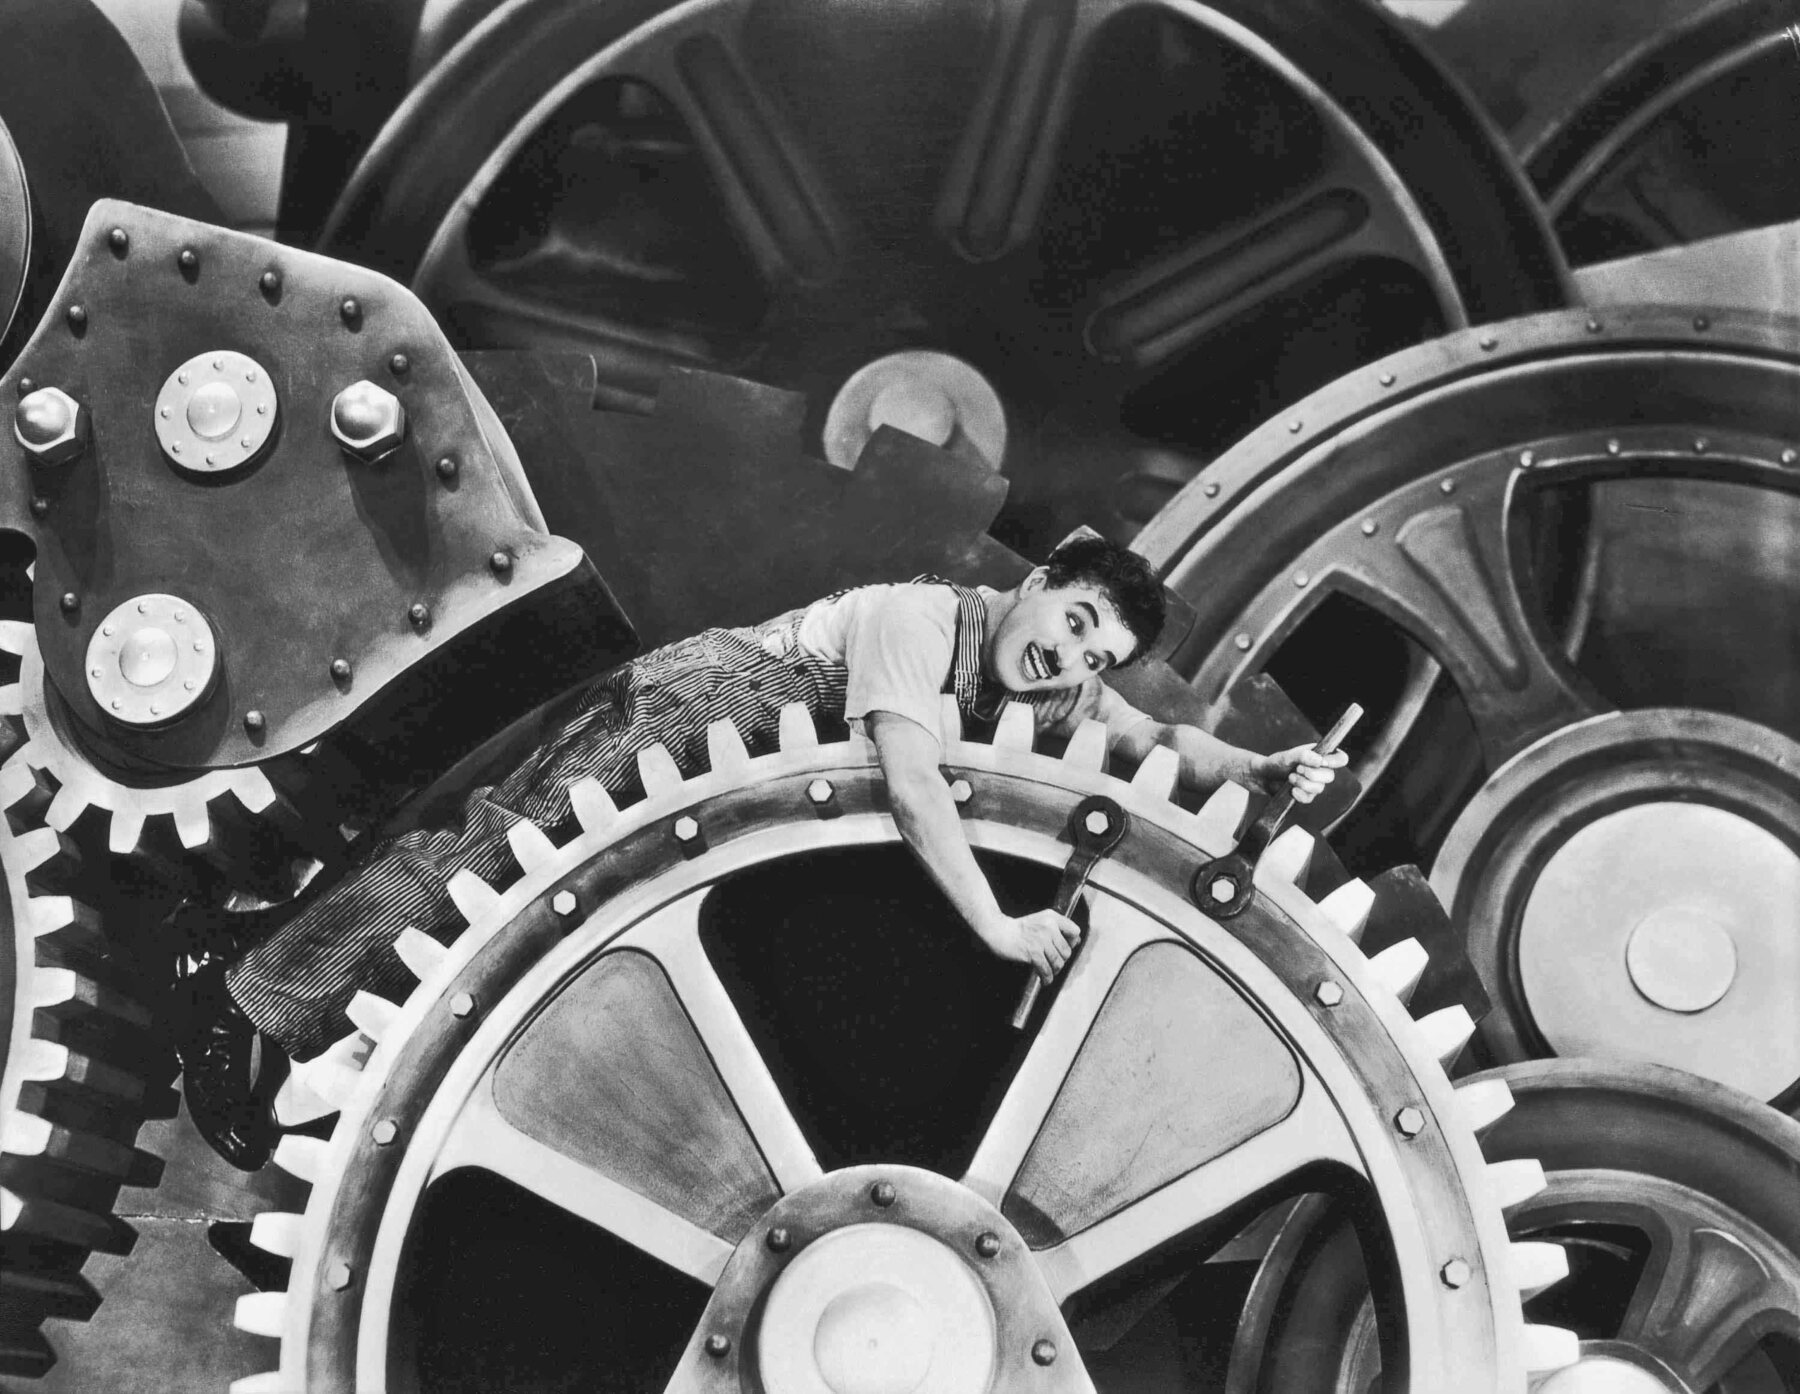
[1024,911,1081,980]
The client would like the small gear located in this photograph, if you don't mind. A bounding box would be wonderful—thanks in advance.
[227,700,1575,1391]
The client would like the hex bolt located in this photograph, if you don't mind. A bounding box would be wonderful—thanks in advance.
[704,1334,732,1360]
[489,550,513,577]
[948,779,973,806]
[1440,479,1456,494]
[29,496,47,518]
[1202,481,1220,498]
[1440,1258,1472,1289]
[1586,318,1602,334]
[372,1119,399,1147]
[1607,439,1622,456]
[766,1226,792,1254]
[1293,571,1309,588]
[15,378,32,397]
[1693,438,1708,454]
[552,890,579,918]
[1518,450,1534,467]
[1784,449,1799,467]
[178,248,198,274]
[1314,981,1344,1008]
[107,227,129,255]
[1361,518,1378,536]
[331,657,352,683]
[59,592,78,614]
[1234,633,1252,651]
[1031,1340,1058,1367]
[14,386,91,466]
[408,602,431,630]
[325,1261,353,1292]
[435,455,458,481]
[330,380,407,462]
[807,778,835,807]
[340,297,361,325]
[1394,1106,1426,1138]
[1208,875,1238,905]
[673,817,702,848]
[243,710,266,736]
[870,1180,897,1208]
[1084,810,1112,838]
[389,352,410,376]
[974,1231,1001,1259]
[1378,371,1396,386]
[1287,419,1302,434]
[1478,335,1496,351]
[448,991,476,1019]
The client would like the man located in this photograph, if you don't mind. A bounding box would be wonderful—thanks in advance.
[176,537,1342,1167]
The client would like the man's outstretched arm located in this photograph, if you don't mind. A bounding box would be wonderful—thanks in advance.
[867,710,1080,981]
[1106,710,1345,803]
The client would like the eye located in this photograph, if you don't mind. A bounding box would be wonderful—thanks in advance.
[1085,653,1101,672]
[1067,611,1084,635]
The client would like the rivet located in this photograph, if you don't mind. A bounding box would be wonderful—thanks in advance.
[449,991,476,1019]
[552,890,578,917]
[246,369,257,382]
[975,1231,1001,1259]
[1478,335,1496,351]
[137,600,148,614]
[325,1261,353,1292]
[1234,633,1252,651]
[194,641,206,652]
[1693,315,1710,332]
[205,454,217,466]
[1784,449,1798,466]
[1693,437,1708,454]
[1519,450,1534,467]
[1315,980,1344,1007]
[1032,1340,1058,1367]
[183,680,195,691]
[1586,318,1602,334]
[674,816,700,844]
[489,550,512,576]
[408,602,431,629]
[150,703,161,717]
[1607,439,1622,455]
[1395,1106,1426,1138]
[807,778,835,806]
[1378,371,1395,386]
[766,1227,792,1254]
[244,710,266,735]
[90,666,100,678]
[389,352,410,376]
[1361,518,1378,536]
[240,437,251,448]
[1293,571,1309,588]
[330,657,352,682]
[340,297,361,325]
[58,592,78,614]
[704,1334,732,1359]
[257,403,269,415]
[107,228,129,254]
[102,624,115,636]
[178,372,189,385]
[372,1119,399,1147]
[870,1180,897,1207]
[178,248,198,273]
[211,359,222,372]
[948,778,973,805]
[65,305,87,332]
[436,455,458,481]
[1287,419,1302,433]
[1439,479,1456,494]
[260,270,281,296]
[1083,809,1110,836]
[110,698,122,710]
[1441,1258,1472,1289]
[29,497,47,518]
[16,378,32,397]
[1202,481,1220,498]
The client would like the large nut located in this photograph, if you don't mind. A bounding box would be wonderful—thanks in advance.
[14,386,90,467]
[330,380,406,462]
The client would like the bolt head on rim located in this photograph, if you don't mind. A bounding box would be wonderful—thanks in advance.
[14,385,89,466]
[155,349,278,474]
[84,593,219,727]
[330,379,407,462]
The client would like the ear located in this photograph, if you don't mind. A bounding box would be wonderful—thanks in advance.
[1021,566,1048,593]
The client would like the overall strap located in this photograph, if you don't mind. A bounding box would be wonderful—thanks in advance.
[907,574,989,720]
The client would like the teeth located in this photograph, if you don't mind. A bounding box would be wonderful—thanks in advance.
[1130,746,1180,797]
[234,1291,288,1339]
[1317,879,1374,942]
[779,702,818,751]
[346,992,400,1042]
[1452,1079,1514,1135]
[1416,1005,1475,1067]
[1522,1324,1580,1374]
[706,720,750,774]
[1193,782,1248,849]
[506,820,556,872]
[992,703,1035,751]
[937,695,964,745]
[229,1373,287,1394]
[1368,939,1428,1002]
[1253,826,1314,892]
[636,744,683,797]
[568,778,618,834]
[446,869,501,924]
[1510,1241,1569,1299]
[248,1212,304,1258]
[272,1136,328,1184]
[394,928,448,983]
[1062,719,1108,771]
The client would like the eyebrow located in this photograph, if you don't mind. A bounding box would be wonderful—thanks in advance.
[1074,601,1120,670]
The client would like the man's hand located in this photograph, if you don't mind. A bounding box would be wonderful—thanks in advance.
[982,910,1082,982]
[1251,745,1348,803]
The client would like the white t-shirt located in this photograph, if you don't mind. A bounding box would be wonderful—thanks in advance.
[782,583,1147,741]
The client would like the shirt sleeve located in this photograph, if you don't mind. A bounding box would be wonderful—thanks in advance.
[842,589,958,739]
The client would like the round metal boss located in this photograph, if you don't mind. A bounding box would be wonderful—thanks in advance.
[85,594,219,727]
[155,349,278,474]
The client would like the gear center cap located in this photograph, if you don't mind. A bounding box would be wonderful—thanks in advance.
[759,1224,994,1394]
[1625,905,1738,1012]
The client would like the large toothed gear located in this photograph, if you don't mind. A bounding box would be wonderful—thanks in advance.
[0,818,163,1378]
[228,700,1574,1391]
[0,620,293,861]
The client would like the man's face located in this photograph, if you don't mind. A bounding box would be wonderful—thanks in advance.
[990,575,1138,692]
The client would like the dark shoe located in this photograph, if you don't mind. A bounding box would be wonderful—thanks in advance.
[174,964,288,1171]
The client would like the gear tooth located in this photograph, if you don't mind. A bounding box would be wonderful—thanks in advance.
[234,1290,289,1339]
[27,967,78,1011]
[346,991,401,1042]
[779,703,819,752]
[299,1059,361,1112]
[1192,781,1248,849]
[1252,825,1314,892]
[44,783,88,832]
[505,819,557,873]
[1,1110,53,1157]
[705,719,751,774]
[1509,1241,1569,1300]
[1,1185,19,1229]
[0,682,21,718]
[568,777,619,835]
[395,927,449,983]
[1416,1005,1475,1068]
[446,869,502,924]
[1061,719,1108,771]
[1317,878,1374,942]
[1522,1325,1581,1374]
[248,1212,304,1259]
[0,620,32,656]
[1129,745,1180,798]
[635,743,684,797]
[173,801,212,851]
[231,766,277,814]
[272,1069,339,1129]
[1368,938,1428,1002]
[17,1039,70,1080]
[12,823,63,871]
[1486,1157,1548,1212]
[1453,1078,1515,1136]
[937,694,963,746]
[272,1135,329,1184]
[107,807,147,856]
[992,702,1035,751]
[230,1373,290,1394]
[0,756,39,811]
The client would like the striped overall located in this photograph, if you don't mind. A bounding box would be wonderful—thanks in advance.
[230,582,1016,1060]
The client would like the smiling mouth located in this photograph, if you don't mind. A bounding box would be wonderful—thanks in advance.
[1024,642,1059,682]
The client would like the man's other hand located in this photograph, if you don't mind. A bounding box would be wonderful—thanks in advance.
[1254,745,1348,804]
[985,910,1082,982]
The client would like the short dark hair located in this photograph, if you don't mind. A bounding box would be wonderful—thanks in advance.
[1041,536,1165,667]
